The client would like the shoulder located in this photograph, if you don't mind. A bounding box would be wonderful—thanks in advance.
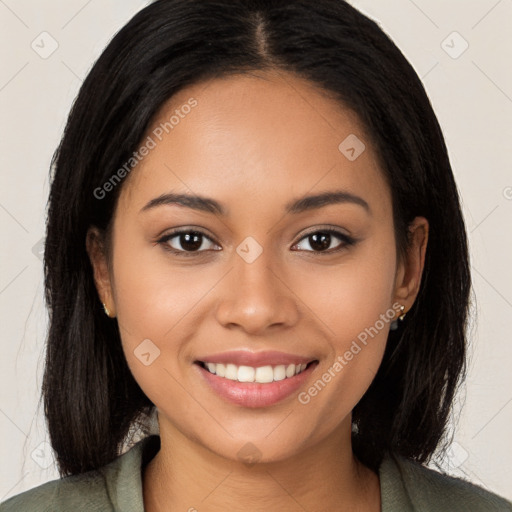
[381,452,512,512]
[0,469,111,512]
[0,435,160,512]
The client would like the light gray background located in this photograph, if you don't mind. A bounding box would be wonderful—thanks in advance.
[1,0,511,503]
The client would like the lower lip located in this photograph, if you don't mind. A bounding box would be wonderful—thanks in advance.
[195,361,318,408]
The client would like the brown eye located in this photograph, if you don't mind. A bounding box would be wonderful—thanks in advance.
[158,230,219,256]
[293,229,356,254]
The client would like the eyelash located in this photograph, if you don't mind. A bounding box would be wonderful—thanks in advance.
[156,227,357,258]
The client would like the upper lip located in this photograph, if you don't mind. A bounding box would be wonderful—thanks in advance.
[195,350,317,367]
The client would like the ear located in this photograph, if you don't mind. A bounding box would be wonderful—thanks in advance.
[85,226,116,317]
[393,216,429,314]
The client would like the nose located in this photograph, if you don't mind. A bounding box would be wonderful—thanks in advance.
[214,249,300,335]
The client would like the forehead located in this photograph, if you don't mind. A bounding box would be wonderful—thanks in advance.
[118,70,390,220]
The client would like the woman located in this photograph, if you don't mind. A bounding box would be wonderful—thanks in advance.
[2,0,511,510]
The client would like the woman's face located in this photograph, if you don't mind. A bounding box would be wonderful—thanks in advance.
[89,70,427,463]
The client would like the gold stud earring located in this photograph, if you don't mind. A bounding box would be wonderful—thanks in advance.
[390,303,407,331]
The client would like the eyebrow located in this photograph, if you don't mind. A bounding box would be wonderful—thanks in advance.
[140,189,371,216]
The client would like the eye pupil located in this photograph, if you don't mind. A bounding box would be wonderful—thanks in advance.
[309,232,331,251]
[162,228,351,256]
[180,232,202,251]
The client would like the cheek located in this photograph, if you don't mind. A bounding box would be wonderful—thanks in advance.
[111,232,205,340]
[292,233,397,414]
[293,232,397,347]
[109,231,219,408]
[110,245,194,417]
[108,234,184,377]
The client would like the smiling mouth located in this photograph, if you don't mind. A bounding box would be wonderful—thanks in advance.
[194,360,318,384]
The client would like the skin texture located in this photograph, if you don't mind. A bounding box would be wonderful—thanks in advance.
[87,69,428,511]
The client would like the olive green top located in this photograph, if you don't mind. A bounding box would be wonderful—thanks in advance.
[1,435,511,511]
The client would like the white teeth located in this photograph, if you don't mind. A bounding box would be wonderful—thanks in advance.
[225,364,238,380]
[273,365,286,381]
[255,365,274,383]
[285,364,296,378]
[202,361,310,383]
[237,365,255,382]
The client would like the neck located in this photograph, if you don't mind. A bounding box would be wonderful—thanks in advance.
[143,417,380,512]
